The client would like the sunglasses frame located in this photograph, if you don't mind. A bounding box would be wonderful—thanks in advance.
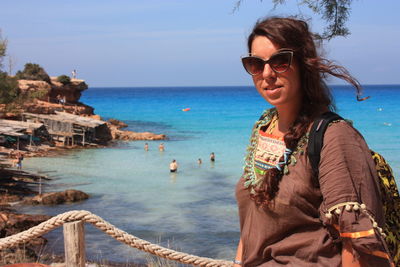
[241,49,294,76]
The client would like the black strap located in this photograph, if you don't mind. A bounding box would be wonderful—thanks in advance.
[308,111,344,184]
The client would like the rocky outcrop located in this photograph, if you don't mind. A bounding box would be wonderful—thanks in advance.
[13,78,94,116]
[108,118,128,129]
[18,77,89,104]
[23,189,89,205]
[105,123,164,141]
[0,169,89,206]
[0,168,49,205]
[23,100,94,116]
[111,130,166,141]
[0,211,51,238]
[0,211,51,265]
[18,80,52,95]
[105,118,166,141]
[49,77,88,104]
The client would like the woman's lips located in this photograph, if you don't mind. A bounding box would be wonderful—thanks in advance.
[263,85,283,98]
[264,86,283,91]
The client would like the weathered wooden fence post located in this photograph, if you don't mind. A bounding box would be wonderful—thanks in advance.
[63,220,86,267]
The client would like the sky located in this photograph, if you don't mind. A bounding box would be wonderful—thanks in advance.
[1,0,400,87]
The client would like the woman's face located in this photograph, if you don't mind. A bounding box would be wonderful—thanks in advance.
[250,36,302,111]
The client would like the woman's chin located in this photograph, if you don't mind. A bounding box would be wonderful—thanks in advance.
[261,87,282,103]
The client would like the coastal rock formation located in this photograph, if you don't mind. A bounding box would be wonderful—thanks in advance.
[0,211,51,265]
[105,118,166,141]
[23,189,89,205]
[49,77,88,104]
[0,211,51,238]
[0,168,48,204]
[12,78,94,116]
[18,80,52,94]
[18,77,89,104]
[24,100,94,116]
[111,130,166,141]
[108,118,128,129]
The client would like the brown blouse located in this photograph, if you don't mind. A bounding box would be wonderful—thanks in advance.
[236,112,391,266]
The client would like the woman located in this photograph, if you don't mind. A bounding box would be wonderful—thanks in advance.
[234,17,392,266]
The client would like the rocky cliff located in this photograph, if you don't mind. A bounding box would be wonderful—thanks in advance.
[16,77,94,115]
[18,77,88,103]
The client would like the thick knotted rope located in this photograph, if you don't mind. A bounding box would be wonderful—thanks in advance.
[0,210,232,267]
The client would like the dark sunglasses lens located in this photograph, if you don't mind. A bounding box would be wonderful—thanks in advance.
[242,57,264,75]
[269,52,291,73]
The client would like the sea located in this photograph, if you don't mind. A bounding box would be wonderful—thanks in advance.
[18,85,400,264]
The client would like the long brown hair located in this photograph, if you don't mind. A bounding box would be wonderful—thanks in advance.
[246,17,362,206]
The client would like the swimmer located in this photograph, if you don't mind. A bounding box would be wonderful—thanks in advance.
[159,143,165,152]
[198,158,202,165]
[170,159,178,172]
[210,152,215,162]
[144,143,149,151]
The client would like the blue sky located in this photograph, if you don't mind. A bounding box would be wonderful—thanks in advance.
[1,0,399,87]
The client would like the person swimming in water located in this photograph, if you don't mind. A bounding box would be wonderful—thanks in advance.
[169,159,178,172]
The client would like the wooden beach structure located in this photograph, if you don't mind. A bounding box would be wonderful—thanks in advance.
[22,112,111,146]
[0,119,49,149]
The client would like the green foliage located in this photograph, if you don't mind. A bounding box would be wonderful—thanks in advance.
[0,69,48,113]
[15,63,51,83]
[0,71,19,104]
[233,0,353,40]
[0,30,7,71]
[57,74,71,85]
[301,0,351,39]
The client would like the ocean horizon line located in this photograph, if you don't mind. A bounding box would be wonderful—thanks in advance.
[86,84,400,89]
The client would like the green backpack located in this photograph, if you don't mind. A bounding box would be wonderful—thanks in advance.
[308,111,400,265]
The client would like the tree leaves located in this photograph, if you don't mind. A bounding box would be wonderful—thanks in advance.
[234,0,353,40]
[0,30,8,71]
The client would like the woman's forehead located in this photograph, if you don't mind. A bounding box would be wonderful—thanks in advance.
[250,36,281,57]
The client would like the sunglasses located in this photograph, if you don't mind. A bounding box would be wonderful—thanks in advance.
[241,49,294,75]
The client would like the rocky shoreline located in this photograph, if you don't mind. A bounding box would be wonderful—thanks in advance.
[0,78,167,265]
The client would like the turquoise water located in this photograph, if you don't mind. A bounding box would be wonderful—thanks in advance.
[19,85,400,263]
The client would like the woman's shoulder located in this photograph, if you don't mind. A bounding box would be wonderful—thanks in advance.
[323,119,367,148]
[325,119,356,133]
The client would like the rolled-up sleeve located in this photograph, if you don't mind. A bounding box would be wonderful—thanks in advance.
[317,121,392,265]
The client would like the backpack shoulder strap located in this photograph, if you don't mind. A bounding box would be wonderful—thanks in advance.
[308,111,344,181]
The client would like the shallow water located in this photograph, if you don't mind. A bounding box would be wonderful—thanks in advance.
[18,85,400,263]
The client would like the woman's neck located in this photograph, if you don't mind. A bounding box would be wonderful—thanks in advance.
[275,105,301,134]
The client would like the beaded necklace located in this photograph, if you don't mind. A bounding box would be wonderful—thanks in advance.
[242,108,310,192]
[266,115,278,135]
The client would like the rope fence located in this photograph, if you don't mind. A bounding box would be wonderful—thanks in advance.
[0,210,232,267]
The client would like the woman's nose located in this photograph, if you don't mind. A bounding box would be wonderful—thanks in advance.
[262,64,276,80]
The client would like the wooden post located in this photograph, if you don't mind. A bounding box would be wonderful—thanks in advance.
[38,176,42,195]
[82,130,86,146]
[64,220,86,267]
